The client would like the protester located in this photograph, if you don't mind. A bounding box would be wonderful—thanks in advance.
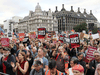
[30,60,44,75]
[24,42,29,50]
[52,46,69,72]
[77,52,86,73]
[0,30,100,75]
[11,52,29,75]
[32,48,48,70]
[95,64,100,75]
[32,47,38,58]
[26,50,34,73]
[0,47,3,59]
[0,47,16,75]
[43,49,51,62]
[66,57,78,75]
[72,64,84,75]
[45,59,65,75]
[89,51,100,75]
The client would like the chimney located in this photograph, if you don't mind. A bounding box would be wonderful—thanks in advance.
[90,10,93,15]
[84,9,87,14]
[71,6,74,12]
[78,7,81,13]
[61,4,66,11]
[62,4,64,9]
[55,6,58,12]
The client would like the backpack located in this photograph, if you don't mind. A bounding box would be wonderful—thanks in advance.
[32,68,44,75]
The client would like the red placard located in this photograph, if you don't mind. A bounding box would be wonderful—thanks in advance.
[19,33,25,41]
[1,38,9,47]
[86,46,97,60]
[48,33,51,38]
[59,35,64,43]
[38,28,46,39]
[69,34,80,48]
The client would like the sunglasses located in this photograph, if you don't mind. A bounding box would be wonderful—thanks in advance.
[94,55,100,57]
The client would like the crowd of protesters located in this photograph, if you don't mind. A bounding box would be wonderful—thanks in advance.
[0,32,100,75]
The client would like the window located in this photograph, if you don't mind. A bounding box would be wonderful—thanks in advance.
[50,28,52,30]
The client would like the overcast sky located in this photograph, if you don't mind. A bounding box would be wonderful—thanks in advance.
[0,0,100,24]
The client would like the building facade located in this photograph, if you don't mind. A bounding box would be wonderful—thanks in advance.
[4,16,22,37]
[18,3,58,33]
[53,4,97,32]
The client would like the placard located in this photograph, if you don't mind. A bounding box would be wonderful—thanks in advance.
[64,37,70,43]
[38,28,46,39]
[59,35,64,43]
[1,38,9,47]
[69,34,80,48]
[19,33,25,41]
[86,46,97,60]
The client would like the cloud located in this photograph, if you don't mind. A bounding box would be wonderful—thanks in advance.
[0,0,100,24]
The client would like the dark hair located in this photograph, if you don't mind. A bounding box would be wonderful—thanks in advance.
[71,57,78,64]
[49,59,56,69]
[27,50,32,58]
[34,60,42,66]
[51,46,56,49]
[77,52,83,56]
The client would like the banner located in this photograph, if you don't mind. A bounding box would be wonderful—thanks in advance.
[69,34,80,48]
[38,28,46,39]
[86,46,97,60]
[59,35,64,43]
[1,38,9,47]
[19,33,25,41]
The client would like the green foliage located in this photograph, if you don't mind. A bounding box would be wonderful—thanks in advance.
[92,27,98,34]
[73,23,87,32]
[73,22,98,34]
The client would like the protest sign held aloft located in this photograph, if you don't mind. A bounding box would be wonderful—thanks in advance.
[69,33,80,48]
[38,28,46,39]
[19,33,25,41]
[1,38,9,47]
[86,46,97,60]
[59,35,64,43]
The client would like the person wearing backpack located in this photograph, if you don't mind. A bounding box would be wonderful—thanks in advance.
[30,60,44,75]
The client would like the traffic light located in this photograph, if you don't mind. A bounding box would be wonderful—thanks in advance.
[88,23,94,30]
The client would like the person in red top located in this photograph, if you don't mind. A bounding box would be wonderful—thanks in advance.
[0,47,15,75]
[11,52,29,75]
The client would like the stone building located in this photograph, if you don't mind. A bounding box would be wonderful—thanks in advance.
[18,3,58,33]
[53,4,97,32]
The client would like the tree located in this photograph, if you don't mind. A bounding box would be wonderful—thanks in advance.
[73,22,87,32]
[73,22,97,34]
[92,27,98,34]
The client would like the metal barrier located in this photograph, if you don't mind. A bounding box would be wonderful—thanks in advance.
[0,72,9,75]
